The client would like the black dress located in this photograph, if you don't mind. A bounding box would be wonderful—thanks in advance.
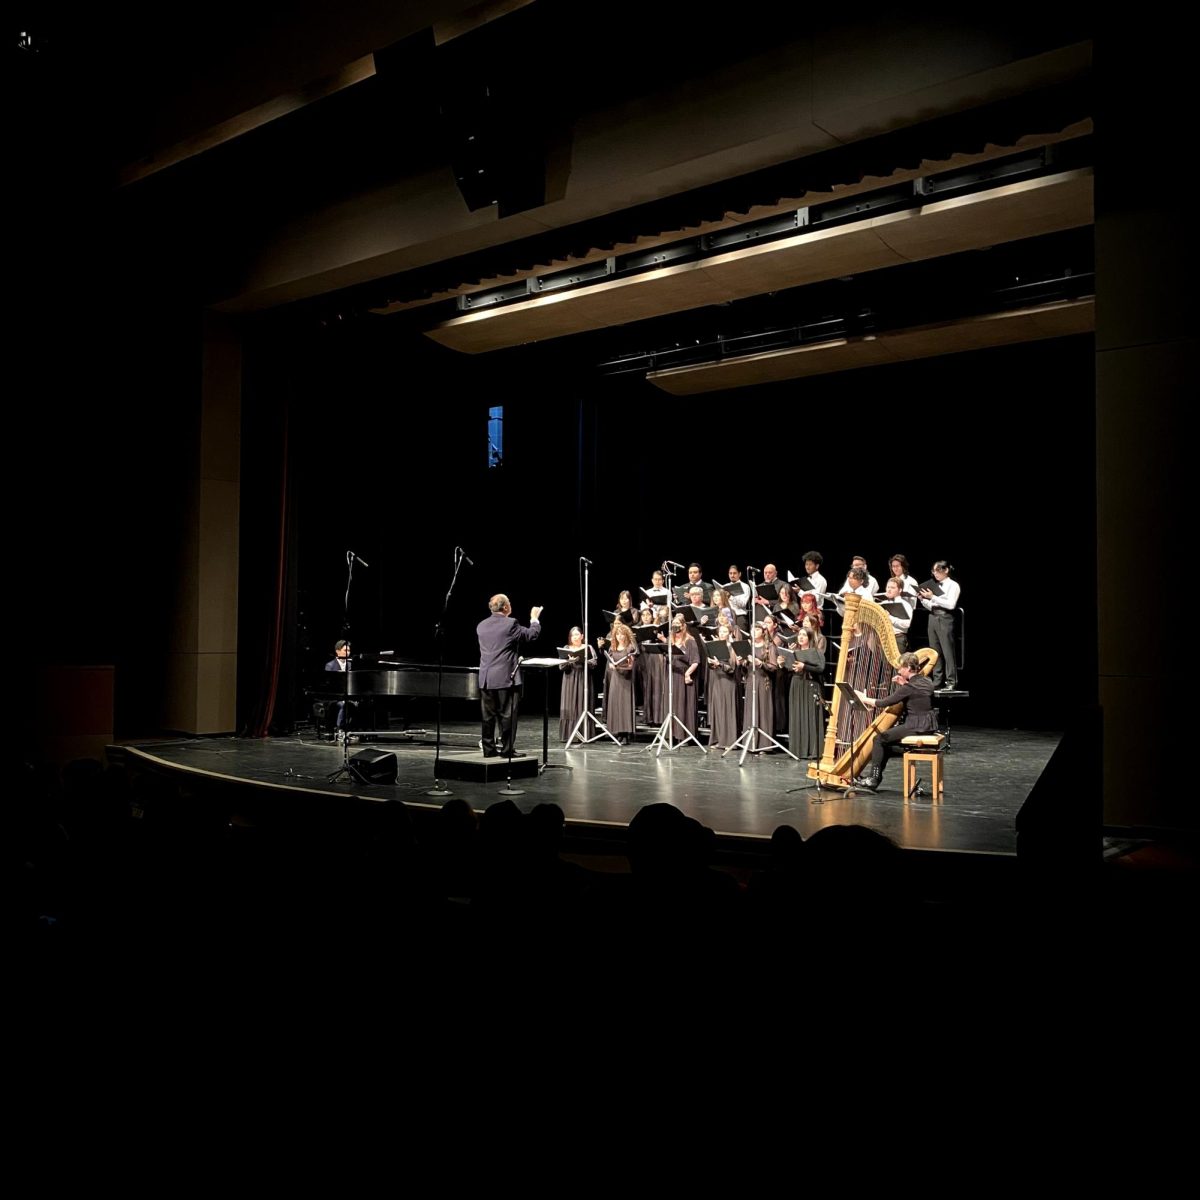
[638,636,665,726]
[603,645,638,736]
[669,635,701,738]
[558,646,596,741]
[771,635,790,733]
[787,647,826,760]
[705,651,741,749]
[746,642,777,750]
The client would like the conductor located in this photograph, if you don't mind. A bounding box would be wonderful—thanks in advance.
[477,593,543,758]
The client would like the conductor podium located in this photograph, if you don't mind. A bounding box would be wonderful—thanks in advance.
[436,751,539,782]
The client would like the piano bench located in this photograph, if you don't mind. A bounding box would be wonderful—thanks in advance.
[900,735,946,802]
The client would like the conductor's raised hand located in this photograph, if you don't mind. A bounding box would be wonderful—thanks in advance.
[530,606,544,622]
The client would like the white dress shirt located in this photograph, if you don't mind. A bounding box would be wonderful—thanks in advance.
[884,597,913,633]
[832,584,872,613]
[798,570,828,601]
[921,576,960,612]
[726,580,751,618]
[838,576,878,596]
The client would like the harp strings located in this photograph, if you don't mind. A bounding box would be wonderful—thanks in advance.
[836,623,891,748]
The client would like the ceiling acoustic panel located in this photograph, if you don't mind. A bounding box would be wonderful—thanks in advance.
[427,168,1093,354]
[646,298,1094,394]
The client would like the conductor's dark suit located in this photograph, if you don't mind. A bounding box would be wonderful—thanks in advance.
[477,611,541,756]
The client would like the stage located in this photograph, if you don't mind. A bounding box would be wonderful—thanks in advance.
[115,720,1058,856]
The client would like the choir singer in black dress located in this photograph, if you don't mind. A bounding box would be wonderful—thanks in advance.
[787,626,826,760]
[558,626,596,742]
[601,620,639,744]
[704,623,741,750]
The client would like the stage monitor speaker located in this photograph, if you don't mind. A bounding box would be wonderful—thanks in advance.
[349,748,398,785]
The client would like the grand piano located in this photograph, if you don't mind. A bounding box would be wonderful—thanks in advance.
[305,655,479,737]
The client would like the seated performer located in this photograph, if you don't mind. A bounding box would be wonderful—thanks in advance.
[851,652,938,792]
[325,639,351,672]
[558,626,596,742]
[324,638,352,735]
[477,594,543,758]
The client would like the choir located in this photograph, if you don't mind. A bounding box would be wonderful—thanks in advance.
[556,556,960,756]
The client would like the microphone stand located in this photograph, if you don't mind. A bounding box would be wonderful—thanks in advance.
[328,551,371,784]
[725,576,794,765]
[565,556,618,748]
[426,546,469,798]
[786,677,832,799]
[647,561,704,755]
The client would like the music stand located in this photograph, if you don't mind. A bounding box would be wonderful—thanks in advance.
[565,557,619,748]
[520,654,576,774]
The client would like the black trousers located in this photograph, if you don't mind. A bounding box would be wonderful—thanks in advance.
[870,724,914,773]
[481,686,521,756]
[927,611,957,687]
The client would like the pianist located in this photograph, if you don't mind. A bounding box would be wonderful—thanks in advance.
[325,639,351,672]
[323,639,352,736]
[477,594,543,758]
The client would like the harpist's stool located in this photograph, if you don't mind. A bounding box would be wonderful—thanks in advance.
[901,734,946,801]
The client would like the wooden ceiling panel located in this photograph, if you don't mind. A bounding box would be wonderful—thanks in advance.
[647,299,1094,393]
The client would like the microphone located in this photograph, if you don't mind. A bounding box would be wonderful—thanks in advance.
[747,565,761,576]
[580,556,593,566]
[664,559,687,568]
[348,550,370,568]
[457,546,475,566]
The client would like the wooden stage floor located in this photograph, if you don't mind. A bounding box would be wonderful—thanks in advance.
[119,720,1059,856]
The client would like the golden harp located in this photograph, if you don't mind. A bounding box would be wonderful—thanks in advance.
[807,593,939,788]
